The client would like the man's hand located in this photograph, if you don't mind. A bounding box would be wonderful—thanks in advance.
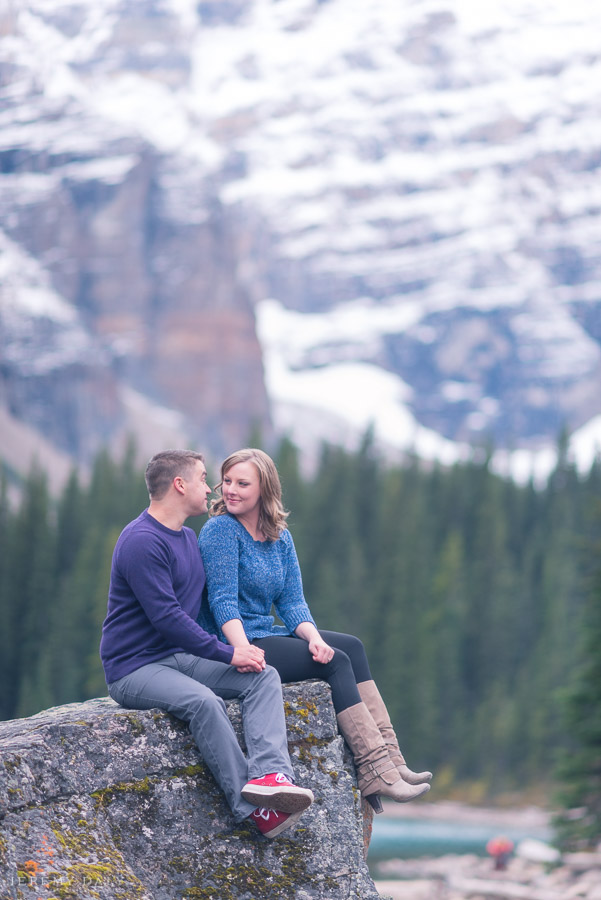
[231,644,266,673]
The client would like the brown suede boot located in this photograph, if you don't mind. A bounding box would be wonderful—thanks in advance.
[357,680,433,785]
[336,702,430,810]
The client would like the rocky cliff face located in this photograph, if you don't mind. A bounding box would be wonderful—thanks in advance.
[0,0,272,464]
[2,0,601,477]
[0,86,271,464]
[0,681,377,900]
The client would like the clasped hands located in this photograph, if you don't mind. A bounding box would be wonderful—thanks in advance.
[232,644,266,673]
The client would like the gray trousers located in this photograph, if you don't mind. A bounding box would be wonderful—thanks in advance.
[108,653,293,821]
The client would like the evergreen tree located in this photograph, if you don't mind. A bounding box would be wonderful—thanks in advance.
[554,529,601,850]
[428,529,470,776]
[6,464,58,718]
[367,460,435,764]
[525,449,586,780]
[55,468,85,576]
[85,526,122,698]
[275,436,306,540]
[37,523,114,706]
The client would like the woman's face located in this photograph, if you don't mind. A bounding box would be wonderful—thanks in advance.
[221,461,262,520]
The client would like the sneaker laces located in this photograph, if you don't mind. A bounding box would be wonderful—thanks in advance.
[254,807,282,821]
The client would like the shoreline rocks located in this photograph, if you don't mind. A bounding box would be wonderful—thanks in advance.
[372,826,601,899]
[375,854,601,899]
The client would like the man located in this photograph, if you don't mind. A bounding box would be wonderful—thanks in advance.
[100,450,313,838]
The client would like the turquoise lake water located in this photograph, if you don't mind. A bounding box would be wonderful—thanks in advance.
[367,814,553,861]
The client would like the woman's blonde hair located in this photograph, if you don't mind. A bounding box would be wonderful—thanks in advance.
[209,448,289,541]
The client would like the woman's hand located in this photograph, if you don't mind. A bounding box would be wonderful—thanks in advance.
[231,644,266,673]
[294,622,335,664]
[308,635,335,665]
[223,618,265,672]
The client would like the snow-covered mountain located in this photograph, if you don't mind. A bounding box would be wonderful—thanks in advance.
[2,0,601,482]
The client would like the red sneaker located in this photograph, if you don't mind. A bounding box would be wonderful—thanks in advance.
[250,806,304,838]
[241,773,314,812]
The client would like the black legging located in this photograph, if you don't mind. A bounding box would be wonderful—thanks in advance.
[253,630,372,714]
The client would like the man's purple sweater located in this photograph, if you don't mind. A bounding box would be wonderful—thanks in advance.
[100,510,234,684]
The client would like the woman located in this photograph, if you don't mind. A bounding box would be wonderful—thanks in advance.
[198,448,431,812]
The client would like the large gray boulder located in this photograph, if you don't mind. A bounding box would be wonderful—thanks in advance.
[0,681,378,899]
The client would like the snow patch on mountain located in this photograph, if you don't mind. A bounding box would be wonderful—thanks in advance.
[0,232,74,324]
[0,230,98,373]
[3,0,601,478]
[257,297,601,482]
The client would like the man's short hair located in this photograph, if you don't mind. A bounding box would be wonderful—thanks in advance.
[145,450,205,500]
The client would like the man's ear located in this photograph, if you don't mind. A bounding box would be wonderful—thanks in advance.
[173,475,186,495]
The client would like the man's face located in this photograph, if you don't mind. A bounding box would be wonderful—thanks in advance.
[185,460,212,516]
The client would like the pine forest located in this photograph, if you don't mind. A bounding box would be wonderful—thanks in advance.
[1,437,600,844]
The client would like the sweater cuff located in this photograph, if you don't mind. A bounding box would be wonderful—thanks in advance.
[213,602,243,629]
[282,606,316,633]
[215,642,235,664]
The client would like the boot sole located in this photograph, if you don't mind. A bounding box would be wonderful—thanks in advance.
[387,782,431,803]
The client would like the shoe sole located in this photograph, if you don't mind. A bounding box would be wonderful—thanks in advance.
[261,809,304,838]
[241,784,314,813]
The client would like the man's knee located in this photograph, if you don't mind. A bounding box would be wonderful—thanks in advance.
[251,664,283,695]
[185,686,227,719]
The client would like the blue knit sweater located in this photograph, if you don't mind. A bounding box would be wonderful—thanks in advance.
[198,514,316,643]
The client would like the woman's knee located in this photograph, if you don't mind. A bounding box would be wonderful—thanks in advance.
[329,648,354,674]
[343,633,365,655]
[328,632,367,666]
